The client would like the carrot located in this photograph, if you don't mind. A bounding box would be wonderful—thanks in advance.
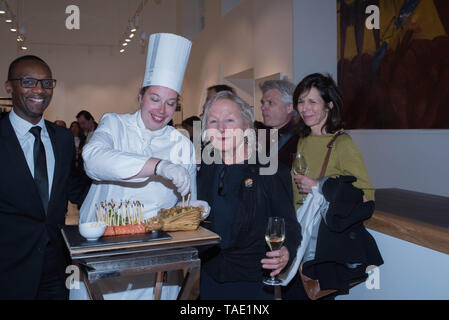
[103,226,115,236]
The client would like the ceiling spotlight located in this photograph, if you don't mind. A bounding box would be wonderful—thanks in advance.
[0,1,5,14]
[10,27,16,32]
[21,46,27,50]
[120,49,125,53]
[129,33,135,39]
[5,12,12,23]
[125,38,131,42]
[122,42,128,47]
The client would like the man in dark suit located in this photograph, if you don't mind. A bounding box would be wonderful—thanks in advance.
[0,55,85,299]
[259,80,299,169]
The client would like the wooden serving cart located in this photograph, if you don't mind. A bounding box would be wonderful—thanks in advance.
[62,224,220,300]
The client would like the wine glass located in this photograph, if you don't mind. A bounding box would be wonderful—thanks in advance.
[293,153,308,176]
[292,153,308,205]
[263,217,285,286]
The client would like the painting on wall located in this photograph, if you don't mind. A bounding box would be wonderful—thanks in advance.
[338,0,449,129]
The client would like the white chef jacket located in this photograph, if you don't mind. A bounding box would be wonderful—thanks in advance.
[80,109,197,223]
[73,109,196,300]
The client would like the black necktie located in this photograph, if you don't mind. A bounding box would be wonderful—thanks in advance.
[29,126,49,214]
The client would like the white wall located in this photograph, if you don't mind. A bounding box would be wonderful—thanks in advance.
[293,0,338,83]
[337,230,449,300]
[182,0,294,119]
[221,0,244,16]
[349,130,449,197]
[181,0,204,40]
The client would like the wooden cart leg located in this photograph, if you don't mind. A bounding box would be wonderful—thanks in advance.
[82,274,104,300]
[154,271,165,300]
[177,266,200,300]
[274,286,282,300]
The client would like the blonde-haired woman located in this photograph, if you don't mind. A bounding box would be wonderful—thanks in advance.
[197,91,301,300]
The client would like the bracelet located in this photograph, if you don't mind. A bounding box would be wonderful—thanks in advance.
[154,159,163,175]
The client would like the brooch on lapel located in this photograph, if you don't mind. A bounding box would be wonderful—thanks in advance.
[244,178,253,188]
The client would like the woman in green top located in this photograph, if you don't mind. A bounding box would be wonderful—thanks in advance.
[291,73,374,212]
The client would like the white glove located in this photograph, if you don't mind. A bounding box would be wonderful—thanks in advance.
[156,160,191,196]
[177,200,211,220]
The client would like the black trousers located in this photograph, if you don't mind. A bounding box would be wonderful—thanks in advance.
[200,270,275,300]
[35,243,69,300]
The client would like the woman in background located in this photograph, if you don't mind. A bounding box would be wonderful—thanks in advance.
[70,121,85,167]
[291,73,374,208]
[285,73,375,300]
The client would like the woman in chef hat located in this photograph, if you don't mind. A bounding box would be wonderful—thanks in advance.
[76,33,206,300]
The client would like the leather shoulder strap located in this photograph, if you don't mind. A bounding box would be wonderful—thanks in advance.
[319,129,345,178]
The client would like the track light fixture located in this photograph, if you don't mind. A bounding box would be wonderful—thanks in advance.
[2,1,30,51]
[118,0,156,55]
[0,0,6,15]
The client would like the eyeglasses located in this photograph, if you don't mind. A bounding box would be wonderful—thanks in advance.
[217,166,227,196]
[9,78,57,89]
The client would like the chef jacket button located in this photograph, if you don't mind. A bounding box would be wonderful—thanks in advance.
[349,231,357,240]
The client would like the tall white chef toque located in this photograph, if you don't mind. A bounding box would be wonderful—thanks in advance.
[142,33,192,94]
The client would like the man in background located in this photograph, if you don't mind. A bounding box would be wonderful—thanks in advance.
[259,80,299,169]
[76,110,97,143]
[206,84,235,102]
[181,115,201,141]
[54,120,67,128]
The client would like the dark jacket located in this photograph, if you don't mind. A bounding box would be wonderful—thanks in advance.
[0,116,86,299]
[71,133,91,209]
[302,176,384,292]
[257,118,299,169]
[197,161,302,283]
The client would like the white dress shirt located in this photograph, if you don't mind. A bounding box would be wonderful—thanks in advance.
[9,108,55,196]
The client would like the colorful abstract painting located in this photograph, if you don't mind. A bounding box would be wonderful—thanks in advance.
[338,0,449,129]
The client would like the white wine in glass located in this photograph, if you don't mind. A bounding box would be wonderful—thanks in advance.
[293,153,308,175]
[293,153,308,205]
[263,217,285,286]
[265,235,285,251]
